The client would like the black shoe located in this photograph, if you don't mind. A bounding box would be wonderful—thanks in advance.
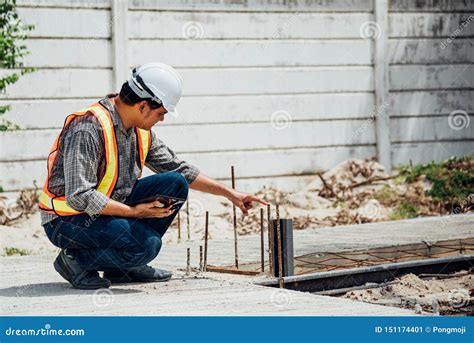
[104,265,172,284]
[102,270,135,284]
[54,249,111,290]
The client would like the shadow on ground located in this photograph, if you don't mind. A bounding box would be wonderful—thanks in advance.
[0,282,142,297]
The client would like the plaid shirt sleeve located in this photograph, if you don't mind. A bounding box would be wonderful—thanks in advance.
[145,130,200,184]
[63,129,110,216]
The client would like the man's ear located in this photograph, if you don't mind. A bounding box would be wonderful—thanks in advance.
[138,100,147,113]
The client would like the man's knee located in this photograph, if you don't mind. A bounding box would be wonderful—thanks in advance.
[163,172,189,199]
[142,235,162,262]
[120,234,162,266]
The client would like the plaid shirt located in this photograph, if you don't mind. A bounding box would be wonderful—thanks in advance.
[40,95,199,225]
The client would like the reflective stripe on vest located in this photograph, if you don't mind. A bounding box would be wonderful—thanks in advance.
[38,103,151,216]
[136,127,151,172]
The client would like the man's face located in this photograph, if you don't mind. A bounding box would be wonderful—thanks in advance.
[136,101,167,130]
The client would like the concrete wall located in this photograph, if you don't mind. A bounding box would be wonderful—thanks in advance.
[0,0,472,192]
[388,0,474,166]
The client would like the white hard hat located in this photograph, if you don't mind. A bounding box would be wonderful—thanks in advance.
[128,62,183,112]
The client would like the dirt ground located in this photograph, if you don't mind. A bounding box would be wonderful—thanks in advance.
[0,213,56,255]
[342,270,474,316]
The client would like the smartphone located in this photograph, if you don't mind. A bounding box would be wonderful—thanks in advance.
[128,195,186,210]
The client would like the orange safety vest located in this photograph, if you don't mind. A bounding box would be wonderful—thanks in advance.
[38,102,151,216]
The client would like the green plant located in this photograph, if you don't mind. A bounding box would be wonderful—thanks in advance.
[389,201,417,220]
[0,0,34,130]
[373,185,399,206]
[4,246,30,256]
[398,156,474,204]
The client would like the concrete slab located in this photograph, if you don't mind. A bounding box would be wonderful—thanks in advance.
[178,213,474,268]
[0,254,415,316]
[2,214,472,316]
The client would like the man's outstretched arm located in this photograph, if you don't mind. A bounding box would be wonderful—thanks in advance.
[189,173,268,215]
[144,133,267,214]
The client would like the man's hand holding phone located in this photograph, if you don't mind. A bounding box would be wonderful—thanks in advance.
[128,195,185,219]
[131,200,175,218]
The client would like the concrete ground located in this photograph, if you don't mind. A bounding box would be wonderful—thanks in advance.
[1,214,472,316]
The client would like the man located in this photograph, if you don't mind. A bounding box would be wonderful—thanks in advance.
[39,62,267,289]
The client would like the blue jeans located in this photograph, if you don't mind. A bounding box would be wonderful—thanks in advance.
[43,172,189,272]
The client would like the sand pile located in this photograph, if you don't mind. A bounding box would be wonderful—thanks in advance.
[214,158,409,234]
[217,187,336,235]
[0,187,39,226]
[212,157,469,234]
[343,271,474,315]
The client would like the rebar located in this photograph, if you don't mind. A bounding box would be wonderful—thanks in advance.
[199,245,203,272]
[276,204,284,288]
[231,165,239,269]
[186,200,190,240]
[177,211,181,242]
[267,204,273,275]
[204,211,209,271]
[260,207,265,272]
[186,248,191,275]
